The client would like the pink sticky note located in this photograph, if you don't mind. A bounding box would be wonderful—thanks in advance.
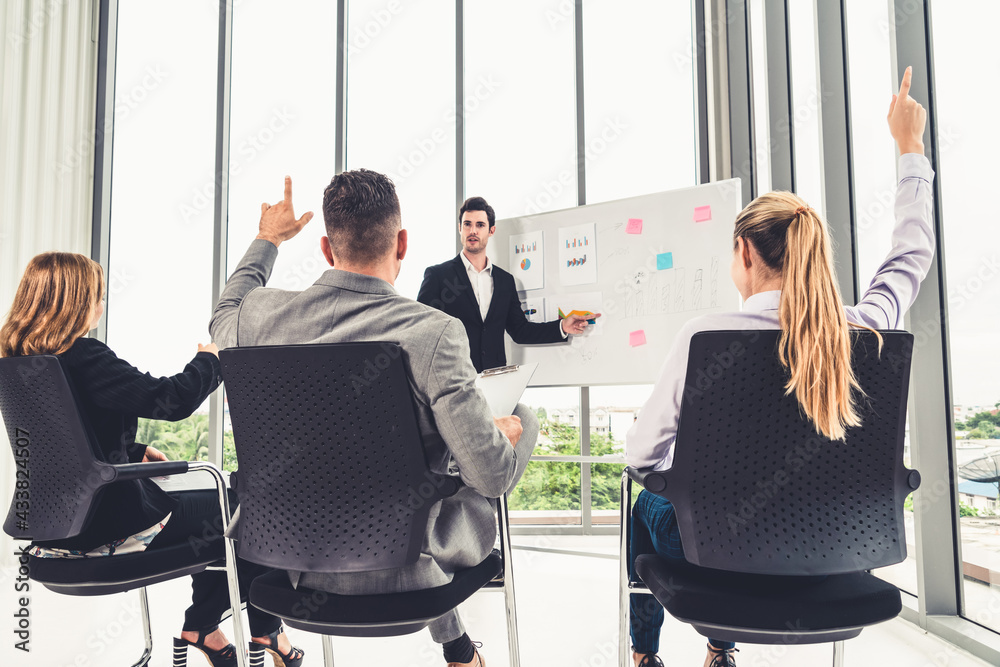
[629,330,647,347]
[626,218,643,234]
[694,205,712,222]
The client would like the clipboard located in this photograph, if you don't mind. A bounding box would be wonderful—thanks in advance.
[475,363,538,417]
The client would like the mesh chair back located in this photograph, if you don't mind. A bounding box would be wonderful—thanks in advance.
[662,330,917,576]
[221,343,458,574]
[1,355,114,541]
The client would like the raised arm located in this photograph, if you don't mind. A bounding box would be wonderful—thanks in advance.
[846,66,934,329]
[210,176,314,348]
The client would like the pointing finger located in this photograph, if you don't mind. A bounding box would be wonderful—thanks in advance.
[284,175,293,204]
[897,66,912,101]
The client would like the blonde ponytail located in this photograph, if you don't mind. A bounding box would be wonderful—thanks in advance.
[733,193,879,441]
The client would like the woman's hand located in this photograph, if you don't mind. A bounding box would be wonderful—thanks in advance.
[887,66,927,156]
[142,445,168,463]
[198,343,219,358]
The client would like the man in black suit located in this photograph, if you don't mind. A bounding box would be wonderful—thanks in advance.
[417,196,598,373]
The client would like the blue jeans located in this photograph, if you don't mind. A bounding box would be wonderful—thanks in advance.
[629,490,735,654]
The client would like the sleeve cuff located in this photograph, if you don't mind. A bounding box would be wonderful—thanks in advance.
[898,152,933,181]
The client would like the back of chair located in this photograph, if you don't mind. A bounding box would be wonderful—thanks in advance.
[660,330,917,576]
[1,355,111,541]
[220,343,459,574]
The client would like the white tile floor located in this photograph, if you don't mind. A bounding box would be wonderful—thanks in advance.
[1,536,994,667]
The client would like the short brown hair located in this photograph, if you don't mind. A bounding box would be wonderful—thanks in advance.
[1,252,105,357]
[322,169,401,266]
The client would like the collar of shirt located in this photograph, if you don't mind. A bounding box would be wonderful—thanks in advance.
[743,290,780,312]
[460,251,492,276]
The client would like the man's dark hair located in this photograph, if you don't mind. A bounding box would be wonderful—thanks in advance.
[459,196,496,229]
[322,169,401,266]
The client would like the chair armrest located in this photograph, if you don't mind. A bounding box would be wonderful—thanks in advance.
[435,473,463,498]
[110,460,191,482]
[626,466,668,495]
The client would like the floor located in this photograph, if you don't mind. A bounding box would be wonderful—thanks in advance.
[1,535,994,667]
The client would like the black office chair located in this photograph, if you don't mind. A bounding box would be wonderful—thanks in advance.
[220,342,521,667]
[617,330,920,667]
[0,354,246,667]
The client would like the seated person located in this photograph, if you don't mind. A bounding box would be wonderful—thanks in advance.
[0,253,303,667]
[211,171,537,667]
[624,67,933,667]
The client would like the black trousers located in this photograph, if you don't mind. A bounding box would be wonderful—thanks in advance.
[146,490,281,637]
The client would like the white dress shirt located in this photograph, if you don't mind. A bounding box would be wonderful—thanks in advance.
[625,153,936,471]
[460,251,495,321]
[460,251,569,338]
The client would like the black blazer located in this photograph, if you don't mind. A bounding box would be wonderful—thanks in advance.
[417,254,565,372]
[37,337,223,551]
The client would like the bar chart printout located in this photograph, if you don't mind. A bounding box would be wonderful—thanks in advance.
[558,222,598,286]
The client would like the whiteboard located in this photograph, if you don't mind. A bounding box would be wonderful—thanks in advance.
[489,179,744,387]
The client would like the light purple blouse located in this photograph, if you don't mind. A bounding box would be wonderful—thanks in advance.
[625,153,935,471]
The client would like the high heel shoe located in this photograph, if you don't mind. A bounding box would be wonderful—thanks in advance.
[173,627,239,667]
[248,625,305,667]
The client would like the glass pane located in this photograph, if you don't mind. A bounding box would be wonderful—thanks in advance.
[107,0,218,462]
[227,0,338,291]
[590,385,652,523]
[510,387,581,522]
[932,1,1000,632]
[582,0,697,203]
[844,0,918,597]
[787,0,824,210]
[346,0,455,300]
[748,0,771,194]
[465,0,577,216]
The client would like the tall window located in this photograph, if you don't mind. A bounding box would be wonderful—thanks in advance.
[346,0,456,300]
[844,0,917,596]
[933,1,1000,633]
[582,0,697,203]
[464,0,578,216]
[106,0,218,461]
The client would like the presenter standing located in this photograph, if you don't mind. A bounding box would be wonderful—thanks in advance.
[418,196,599,372]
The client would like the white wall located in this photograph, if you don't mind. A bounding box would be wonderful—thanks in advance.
[0,0,98,569]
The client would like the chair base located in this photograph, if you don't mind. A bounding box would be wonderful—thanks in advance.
[685,621,865,645]
[28,539,224,596]
[249,552,502,639]
[634,554,903,646]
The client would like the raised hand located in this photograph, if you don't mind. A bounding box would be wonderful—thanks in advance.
[256,176,315,248]
[887,66,927,156]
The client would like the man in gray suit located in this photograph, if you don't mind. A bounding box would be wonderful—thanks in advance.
[211,172,536,667]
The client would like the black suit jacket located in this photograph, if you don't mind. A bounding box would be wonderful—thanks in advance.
[417,254,565,372]
[38,337,222,551]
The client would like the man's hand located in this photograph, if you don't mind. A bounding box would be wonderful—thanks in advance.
[494,415,523,448]
[561,313,602,335]
[256,176,315,248]
[142,445,168,463]
[887,66,927,156]
[197,343,219,358]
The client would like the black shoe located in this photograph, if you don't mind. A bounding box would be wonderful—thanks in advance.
[249,625,305,667]
[173,627,238,667]
[707,643,739,667]
[635,654,664,666]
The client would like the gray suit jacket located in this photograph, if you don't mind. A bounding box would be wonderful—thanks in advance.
[210,240,536,594]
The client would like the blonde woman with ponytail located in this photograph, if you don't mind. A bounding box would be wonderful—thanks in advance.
[624,66,932,667]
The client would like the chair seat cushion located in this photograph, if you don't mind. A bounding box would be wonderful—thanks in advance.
[28,539,224,596]
[249,552,502,637]
[635,554,902,637]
